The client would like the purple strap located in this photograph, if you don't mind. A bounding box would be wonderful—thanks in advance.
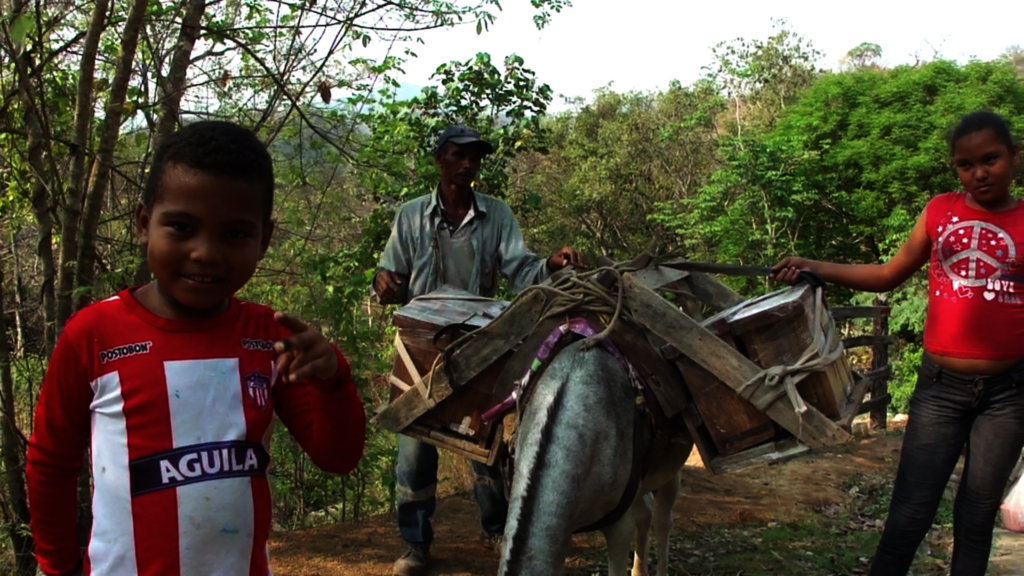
[482,318,646,422]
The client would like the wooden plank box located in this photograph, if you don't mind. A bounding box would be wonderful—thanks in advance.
[671,319,776,457]
[389,286,513,464]
[680,283,854,457]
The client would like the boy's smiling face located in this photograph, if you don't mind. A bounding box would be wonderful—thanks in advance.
[136,164,273,319]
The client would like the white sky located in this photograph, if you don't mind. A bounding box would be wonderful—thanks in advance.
[368,0,1021,111]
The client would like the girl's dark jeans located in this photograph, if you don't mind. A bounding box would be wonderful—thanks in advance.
[870,355,1024,576]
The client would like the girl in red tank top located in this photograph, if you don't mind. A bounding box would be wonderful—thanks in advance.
[923,192,1024,359]
[773,111,1023,576]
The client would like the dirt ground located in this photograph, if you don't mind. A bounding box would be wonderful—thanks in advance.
[270,423,916,576]
[991,529,1024,575]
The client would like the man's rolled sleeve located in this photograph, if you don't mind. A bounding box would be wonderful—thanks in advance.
[379,204,413,277]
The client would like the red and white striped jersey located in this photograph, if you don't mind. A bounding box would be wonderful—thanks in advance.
[27,288,366,576]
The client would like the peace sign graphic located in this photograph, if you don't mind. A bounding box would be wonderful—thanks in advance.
[937,221,1015,287]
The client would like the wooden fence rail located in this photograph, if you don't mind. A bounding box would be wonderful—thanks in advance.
[832,297,892,430]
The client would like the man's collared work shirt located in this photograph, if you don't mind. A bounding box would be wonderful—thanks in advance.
[379,189,549,303]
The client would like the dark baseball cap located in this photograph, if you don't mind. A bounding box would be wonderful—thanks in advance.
[435,125,495,155]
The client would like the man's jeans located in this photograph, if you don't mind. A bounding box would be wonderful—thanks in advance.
[396,434,507,550]
[870,355,1024,576]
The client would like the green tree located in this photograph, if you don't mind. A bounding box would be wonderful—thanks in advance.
[841,42,883,71]
[706,18,822,135]
[1004,45,1024,81]
[508,81,725,258]
[347,51,555,262]
[660,58,1024,308]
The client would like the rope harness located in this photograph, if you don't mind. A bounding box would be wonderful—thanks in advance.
[479,265,647,425]
[522,265,632,348]
[734,286,844,437]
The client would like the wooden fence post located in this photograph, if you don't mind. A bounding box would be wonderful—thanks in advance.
[870,294,890,430]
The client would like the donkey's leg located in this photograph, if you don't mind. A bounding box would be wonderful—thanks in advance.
[652,472,681,576]
[602,510,635,576]
[630,493,653,576]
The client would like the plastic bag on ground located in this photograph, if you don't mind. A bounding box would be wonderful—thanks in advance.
[1000,454,1024,532]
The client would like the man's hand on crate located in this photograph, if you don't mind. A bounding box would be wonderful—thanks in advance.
[547,246,586,271]
[373,269,407,305]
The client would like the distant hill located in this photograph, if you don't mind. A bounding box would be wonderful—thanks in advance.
[394,82,426,101]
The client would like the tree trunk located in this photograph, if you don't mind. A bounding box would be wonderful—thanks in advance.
[55,0,109,336]
[67,0,148,545]
[154,0,205,150]
[27,120,56,356]
[0,265,36,576]
[132,0,206,288]
[74,0,149,312]
[6,0,57,356]
[10,230,26,355]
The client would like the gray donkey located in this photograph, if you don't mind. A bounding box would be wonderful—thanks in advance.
[497,339,694,576]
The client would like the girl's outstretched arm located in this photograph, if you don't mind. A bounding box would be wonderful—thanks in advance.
[771,211,931,293]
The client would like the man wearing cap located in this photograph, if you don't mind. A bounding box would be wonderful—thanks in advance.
[375,125,583,576]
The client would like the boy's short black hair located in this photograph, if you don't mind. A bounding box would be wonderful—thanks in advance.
[949,111,1017,156]
[143,120,274,221]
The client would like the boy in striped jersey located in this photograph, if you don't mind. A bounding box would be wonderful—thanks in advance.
[27,121,366,576]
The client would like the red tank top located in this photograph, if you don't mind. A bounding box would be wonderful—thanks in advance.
[924,192,1024,360]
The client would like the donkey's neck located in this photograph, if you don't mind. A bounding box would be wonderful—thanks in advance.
[501,378,578,574]
[499,343,637,576]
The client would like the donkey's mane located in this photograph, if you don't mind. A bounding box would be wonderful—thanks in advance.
[504,373,569,573]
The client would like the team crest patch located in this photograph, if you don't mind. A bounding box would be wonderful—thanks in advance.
[245,370,271,409]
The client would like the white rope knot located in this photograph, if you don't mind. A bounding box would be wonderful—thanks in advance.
[737,287,844,418]
[743,363,810,415]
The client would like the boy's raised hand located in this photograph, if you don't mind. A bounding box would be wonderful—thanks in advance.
[274,312,339,383]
